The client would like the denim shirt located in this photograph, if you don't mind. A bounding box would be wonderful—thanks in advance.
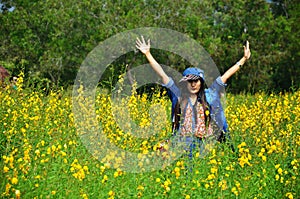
[163,76,228,133]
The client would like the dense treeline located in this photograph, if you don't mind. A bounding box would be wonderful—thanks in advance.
[0,0,299,93]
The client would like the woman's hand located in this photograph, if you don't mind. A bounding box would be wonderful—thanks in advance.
[243,41,251,60]
[136,36,150,54]
[135,36,169,85]
[221,40,251,84]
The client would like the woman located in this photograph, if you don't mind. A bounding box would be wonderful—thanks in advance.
[136,36,251,157]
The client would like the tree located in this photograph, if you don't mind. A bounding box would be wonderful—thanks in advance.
[269,0,300,91]
[0,0,298,92]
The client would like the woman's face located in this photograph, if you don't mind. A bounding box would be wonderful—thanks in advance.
[187,79,201,94]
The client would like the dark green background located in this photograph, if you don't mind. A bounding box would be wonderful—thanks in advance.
[0,0,299,93]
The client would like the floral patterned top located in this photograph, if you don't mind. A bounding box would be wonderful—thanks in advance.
[180,99,213,138]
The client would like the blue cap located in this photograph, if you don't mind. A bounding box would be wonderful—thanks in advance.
[181,67,205,80]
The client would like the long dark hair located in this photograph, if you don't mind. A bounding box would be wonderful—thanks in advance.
[197,78,211,126]
[173,77,211,131]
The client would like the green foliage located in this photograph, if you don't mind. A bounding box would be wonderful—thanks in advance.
[0,0,299,92]
[0,87,299,198]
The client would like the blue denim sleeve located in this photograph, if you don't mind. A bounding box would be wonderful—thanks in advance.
[206,76,228,131]
[162,77,181,121]
[162,77,181,98]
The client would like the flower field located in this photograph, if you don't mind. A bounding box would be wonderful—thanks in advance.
[1,81,299,198]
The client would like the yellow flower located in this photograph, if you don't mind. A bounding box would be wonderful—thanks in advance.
[209,159,217,165]
[278,168,283,175]
[286,192,293,199]
[82,193,88,199]
[235,181,241,191]
[238,142,246,148]
[218,180,228,190]
[34,175,41,179]
[137,185,144,191]
[3,166,9,173]
[164,179,171,187]
[210,167,218,174]
[21,127,26,133]
[15,190,20,199]
[102,175,108,183]
[108,190,115,196]
[291,159,298,165]
[174,167,180,173]
[11,177,18,184]
[83,165,89,172]
[205,110,210,116]
[165,186,171,192]
[205,184,209,189]
[114,171,119,178]
[207,173,215,180]
[231,187,238,196]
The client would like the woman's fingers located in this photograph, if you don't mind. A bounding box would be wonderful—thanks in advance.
[136,36,148,47]
[136,36,150,48]
[243,41,251,59]
[136,37,142,46]
[244,41,249,51]
[141,35,146,44]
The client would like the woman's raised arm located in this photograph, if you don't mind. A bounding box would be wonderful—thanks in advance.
[221,41,251,84]
[136,36,170,85]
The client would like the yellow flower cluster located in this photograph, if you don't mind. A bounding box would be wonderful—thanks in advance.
[202,149,220,189]
[162,178,172,193]
[226,91,300,198]
[0,80,299,198]
[70,159,89,181]
[1,86,76,197]
[237,142,252,168]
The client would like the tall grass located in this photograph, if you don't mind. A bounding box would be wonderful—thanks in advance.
[1,81,299,198]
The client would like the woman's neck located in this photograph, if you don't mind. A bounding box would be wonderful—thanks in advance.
[189,94,198,105]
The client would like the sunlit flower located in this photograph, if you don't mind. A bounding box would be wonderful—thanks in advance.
[108,190,115,197]
[218,180,227,190]
[286,192,294,199]
[278,168,283,175]
[15,190,20,199]
[3,166,9,173]
[11,177,18,185]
